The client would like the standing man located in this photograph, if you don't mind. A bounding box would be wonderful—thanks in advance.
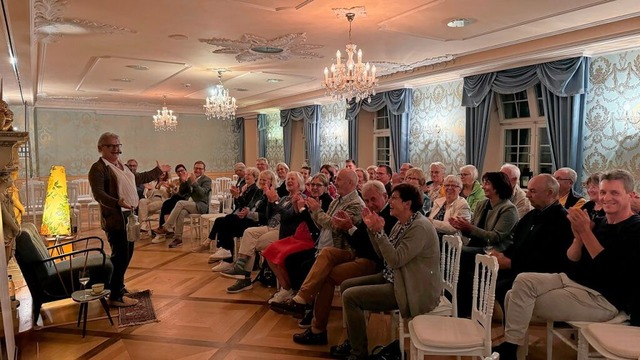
[89,132,170,307]
[375,165,393,196]
[125,159,146,199]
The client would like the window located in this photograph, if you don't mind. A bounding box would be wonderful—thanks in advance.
[374,107,392,166]
[499,86,552,175]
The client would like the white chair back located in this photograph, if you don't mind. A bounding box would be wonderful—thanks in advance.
[232,174,238,183]
[19,180,46,213]
[66,181,80,207]
[472,254,499,352]
[217,177,233,193]
[441,235,463,317]
[72,179,93,202]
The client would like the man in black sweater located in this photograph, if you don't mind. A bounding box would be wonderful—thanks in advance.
[491,174,574,309]
[495,170,640,360]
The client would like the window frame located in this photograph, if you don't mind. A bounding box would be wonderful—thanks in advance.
[373,107,393,166]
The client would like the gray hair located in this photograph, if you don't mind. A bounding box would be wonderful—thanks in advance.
[355,168,369,182]
[276,162,290,172]
[443,174,462,188]
[430,162,446,172]
[256,157,269,167]
[287,171,305,190]
[601,169,635,193]
[460,164,478,180]
[260,170,277,186]
[537,174,560,197]
[500,163,521,180]
[245,166,259,180]
[234,162,246,171]
[97,132,119,148]
[558,167,578,184]
[361,180,387,196]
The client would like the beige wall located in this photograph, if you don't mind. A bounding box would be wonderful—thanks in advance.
[289,120,305,171]
[357,111,374,168]
[244,116,257,167]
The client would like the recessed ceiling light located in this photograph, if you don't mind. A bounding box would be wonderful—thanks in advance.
[108,88,122,92]
[447,18,474,28]
[251,46,284,54]
[168,34,188,40]
[112,78,133,82]
[266,78,283,83]
[235,88,249,92]
[125,64,149,70]
[208,68,230,73]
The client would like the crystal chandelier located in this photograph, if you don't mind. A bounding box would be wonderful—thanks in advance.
[152,96,177,131]
[204,70,237,120]
[322,13,377,103]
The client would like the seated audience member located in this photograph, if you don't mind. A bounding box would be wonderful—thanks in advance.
[399,162,413,182]
[233,162,246,188]
[338,183,442,360]
[155,161,212,248]
[354,168,369,194]
[494,169,640,360]
[300,165,312,196]
[139,170,173,231]
[500,163,533,218]
[193,167,263,255]
[459,164,486,214]
[345,159,357,170]
[126,159,146,199]
[263,173,333,304]
[582,172,605,220]
[366,165,377,181]
[256,157,269,171]
[153,164,190,240]
[490,174,574,310]
[427,162,446,201]
[221,172,306,293]
[404,167,431,214]
[450,171,518,317]
[554,166,586,209]
[275,162,290,198]
[271,180,396,345]
[320,164,338,198]
[428,175,471,238]
[375,164,393,196]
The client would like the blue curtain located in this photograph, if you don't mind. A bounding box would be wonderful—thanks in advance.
[462,57,589,190]
[281,105,321,173]
[346,89,412,172]
[257,114,267,158]
[234,117,245,163]
[347,113,358,163]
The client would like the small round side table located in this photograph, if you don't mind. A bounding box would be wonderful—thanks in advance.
[71,289,114,337]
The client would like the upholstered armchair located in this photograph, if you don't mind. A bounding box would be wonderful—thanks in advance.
[14,223,113,325]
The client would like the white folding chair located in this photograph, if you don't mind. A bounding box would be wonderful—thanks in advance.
[581,323,640,360]
[392,234,463,354]
[66,181,81,233]
[409,254,499,359]
[72,179,93,204]
[19,180,46,227]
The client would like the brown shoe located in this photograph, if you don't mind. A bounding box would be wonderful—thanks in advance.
[109,296,138,307]
[154,227,168,235]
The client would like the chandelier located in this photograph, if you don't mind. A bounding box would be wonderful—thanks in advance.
[204,70,237,120]
[322,13,377,103]
[152,96,177,131]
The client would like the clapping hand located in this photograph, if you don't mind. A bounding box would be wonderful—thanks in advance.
[306,197,320,212]
[237,207,249,219]
[230,186,240,197]
[293,194,306,212]
[567,207,593,234]
[265,186,279,203]
[188,171,197,183]
[332,210,354,230]
[449,216,472,232]
[362,207,384,233]
[156,161,171,173]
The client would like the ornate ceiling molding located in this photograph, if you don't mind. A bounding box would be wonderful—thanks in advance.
[332,6,367,18]
[199,33,323,63]
[371,55,457,77]
[34,0,137,43]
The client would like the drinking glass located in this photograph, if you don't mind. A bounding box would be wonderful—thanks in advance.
[78,270,90,299]
[484,245,494,255]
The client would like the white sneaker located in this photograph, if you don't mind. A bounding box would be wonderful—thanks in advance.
[268,288,294,304]
[209,248,232,261]
[151,236,165,244]
[211,261,234,272]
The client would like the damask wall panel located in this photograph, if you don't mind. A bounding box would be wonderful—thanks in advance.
[264,111,284,166]
[33,108,240,177]
[584,50,640,186]
[409,81,466,174]
[319,102,348,167]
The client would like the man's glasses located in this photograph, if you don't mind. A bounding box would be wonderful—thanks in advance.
[194,167,205,171]
[102,144,122,149]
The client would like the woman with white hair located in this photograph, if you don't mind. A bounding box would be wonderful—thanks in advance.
[459,164,486,214]
[428,175,471,238]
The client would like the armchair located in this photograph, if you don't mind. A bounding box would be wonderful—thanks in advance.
[14,223,113,325]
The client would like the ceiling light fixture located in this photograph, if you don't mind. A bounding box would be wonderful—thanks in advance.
[153,95,177,131]
[322,12,377,103]
[203,70,237,120]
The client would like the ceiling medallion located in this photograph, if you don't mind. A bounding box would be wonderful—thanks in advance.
[203,71,237,120]
[370,55,457,76]
[322,13,377,103]
[199,33,323,63]
[153,96,178,131]
[34,0,136,43]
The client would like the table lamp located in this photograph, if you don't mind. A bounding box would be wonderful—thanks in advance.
[41,165,71,243]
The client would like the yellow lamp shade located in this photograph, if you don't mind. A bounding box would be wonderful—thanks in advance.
[41,165,71,236]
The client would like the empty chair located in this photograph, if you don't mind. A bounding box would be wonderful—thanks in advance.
[19,180,46,226]
[409,254,499,359]
[581,323,640,360]
[73,179,93,204]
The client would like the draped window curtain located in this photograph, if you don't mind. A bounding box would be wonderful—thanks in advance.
[346,89,412,172]
[234,117,245,163]
[280,105,321,173]
[462,57,589,189]
[257,114,268,158]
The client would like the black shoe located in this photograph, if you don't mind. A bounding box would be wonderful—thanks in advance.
[330,340,352,358]
[269,298,310,318]
[298,309,313,329]
[292,328,328,345]
[492,342,518,360]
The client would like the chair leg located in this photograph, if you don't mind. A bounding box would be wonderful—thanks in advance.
[546,321,553,360]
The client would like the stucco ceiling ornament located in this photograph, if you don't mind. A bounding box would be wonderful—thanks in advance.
[370,55,457,77]
[199,33,323,63]
[34,0,136,43]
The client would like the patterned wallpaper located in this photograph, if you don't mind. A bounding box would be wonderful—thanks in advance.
[319,101,349,167]
[264,111,284,166]
[410,81,466,174]
[31,108,240,177]
[584,50,640,186]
